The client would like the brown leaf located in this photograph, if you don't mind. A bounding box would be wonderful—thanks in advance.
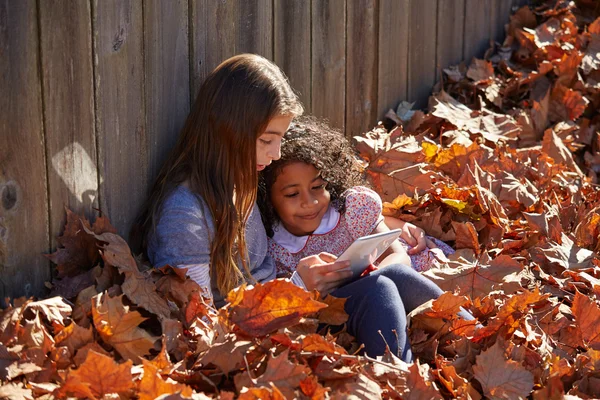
[197,333,252,374]
[368,164,438,202]
[139,361,193,400]
[227,280,327,337]
[452,221,481,254]
[0,383,34,400]
[63,350,134,399]
[473,341,534,399]
[423,254,524,300]
[467,59,495,83]
[572,291,600,349]
[397,362,444,400]
[549,84,588,123]
[316,294,348,326]
[90,229,171,319]
[47,210,103,277]
[542,128,584,176]
[24,296,72,326]
[54,322,94,356]
[239,349,311,399]
[92,292,159,362]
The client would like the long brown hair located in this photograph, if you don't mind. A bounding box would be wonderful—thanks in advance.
[133,54,303,296]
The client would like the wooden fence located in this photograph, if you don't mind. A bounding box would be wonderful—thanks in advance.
[0,0,529,300]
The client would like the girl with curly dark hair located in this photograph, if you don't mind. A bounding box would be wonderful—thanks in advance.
[257,116,474,361]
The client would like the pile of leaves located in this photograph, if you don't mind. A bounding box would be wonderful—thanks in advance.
[3,0,600,398]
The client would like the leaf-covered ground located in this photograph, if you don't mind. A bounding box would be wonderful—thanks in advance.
[3,0,600,398]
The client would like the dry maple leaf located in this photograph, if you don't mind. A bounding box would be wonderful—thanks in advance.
[316,294,348,326]
[301,333,347,355]
[62,350,134,399]
[473,341,534,399]
[423,254,524,300]
[299,375,328,400]
[572,291,600,349]
[395,362,444,400]
[138,360,193,400]
[54,321,93,356]
[91,292,159,362]
[196,333,253,374]
[236,349,311,398]
[86,228,171,319]
[0,383,34,400]
[227,280,327,337]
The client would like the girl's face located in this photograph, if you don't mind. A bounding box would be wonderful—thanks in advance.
[256,115,293,171]
[270,161,331,236]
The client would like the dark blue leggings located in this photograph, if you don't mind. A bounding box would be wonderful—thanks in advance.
[330,263,472,361]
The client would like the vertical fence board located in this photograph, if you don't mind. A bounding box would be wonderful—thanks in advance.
[190,0,207,100]
[493,0,513,45]
[145,0,190,187]
[0,0,50,300]
[464,0,493,62]
[408,0,437,109]
[346,0,378,138]
[436,0,465,77]
[312,0,346,130]
[39,0,98,247]
[274,0,311,111]
[201,0,273,81]
[93,0,146,237]
[377,0,409,119]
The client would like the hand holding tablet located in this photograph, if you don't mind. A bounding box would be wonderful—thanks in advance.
[337,228,403,282]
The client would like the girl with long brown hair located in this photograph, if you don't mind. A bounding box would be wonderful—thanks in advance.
[134,54,352,307]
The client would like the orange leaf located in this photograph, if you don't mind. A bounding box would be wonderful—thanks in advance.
[65,350,134,399]
[299,375,328,400]
[316,294,348,326]
[138,360,193,400]
[54,322,93,356]
[473,341,534,399]
[92,292,159,362]
[301,334,347,355]
[572,291,600,349]
[227,280,327,337]
[238,386,285,400]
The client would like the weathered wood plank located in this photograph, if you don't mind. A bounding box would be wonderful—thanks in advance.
[0,0,50,300]
[464,0,493,61]
[408,0,437,109]
[346,0,378,138]
[194,0,273,96]
[39,0,98,247]
[189,0,207,100]
[144,0,190,186]
[312,0,346,130]
[274,0,311,112]
[93,0,146,237]
[436,0,465,76]
[377,0,409,119]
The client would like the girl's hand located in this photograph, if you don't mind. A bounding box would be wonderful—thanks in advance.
[296,252,352,295]
[386,216,437,255]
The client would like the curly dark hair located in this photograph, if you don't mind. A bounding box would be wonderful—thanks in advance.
[258,116,366,237]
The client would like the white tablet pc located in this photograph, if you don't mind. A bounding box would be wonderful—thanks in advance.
[337,228,403,278]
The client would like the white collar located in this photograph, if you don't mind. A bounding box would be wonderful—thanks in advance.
[272,206,341,253]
